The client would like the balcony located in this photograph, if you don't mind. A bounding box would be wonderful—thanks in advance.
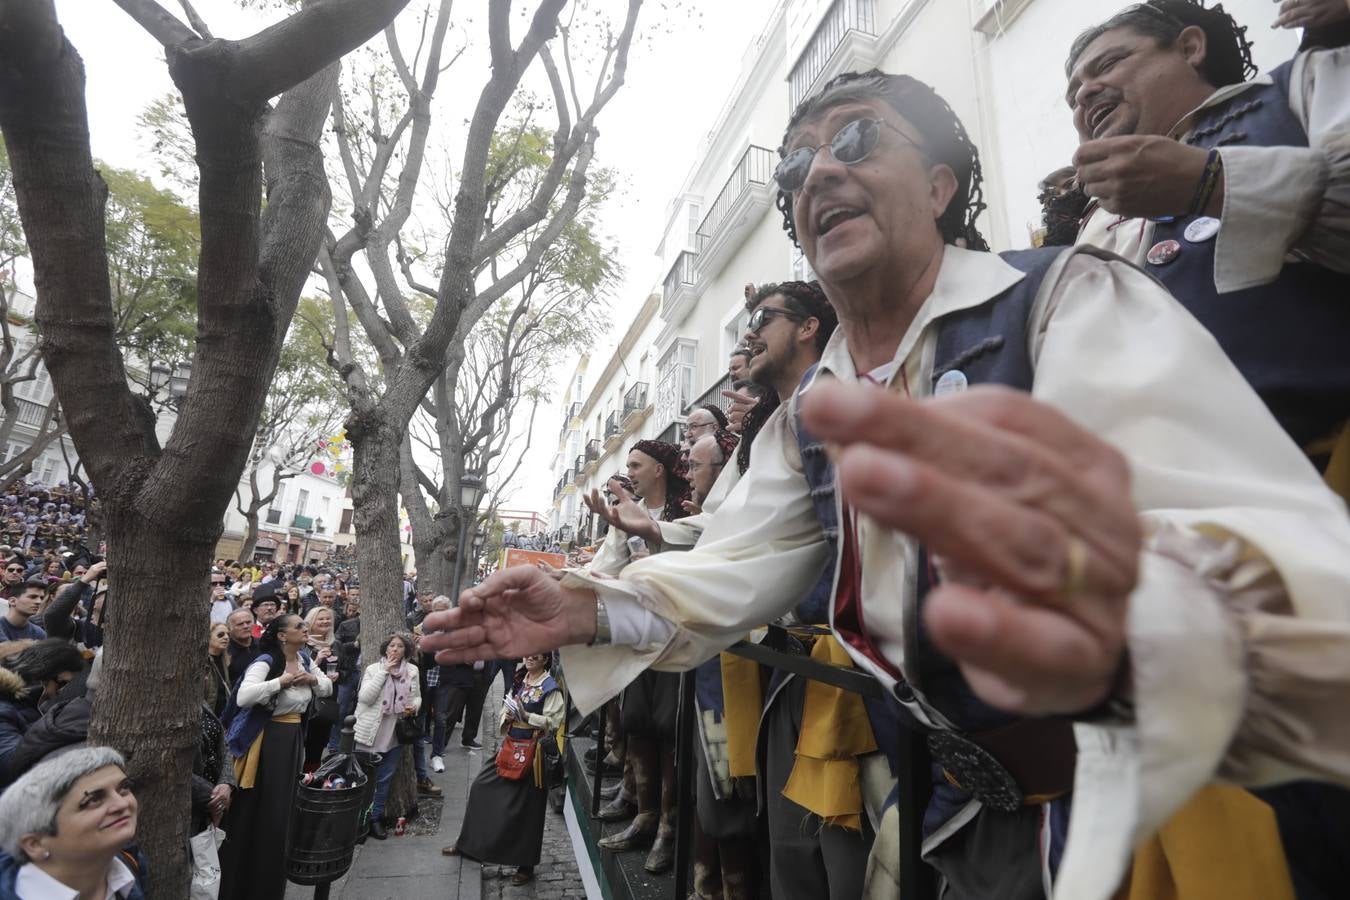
[661,250,698,321]
[622,382,649,426]
[688,372,736,420]
[569,401,582,420]
[585,439,601,462]
[603,412,623,452]
[573,454,585,477]
[695,145,777,278]
[788,0,877,111]
[656,364,695,432]
[8,398,51,429]
[291,514,315,531]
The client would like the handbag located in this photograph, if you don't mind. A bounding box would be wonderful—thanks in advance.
[189,825,225,900]
[538,730,565,790]
[309,693,340,726]
[495,734,538,781]
[394,715,422,745]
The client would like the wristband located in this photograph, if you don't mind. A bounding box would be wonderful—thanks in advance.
[588,598,611,647]
[1071,650,1135,726]
[1187,148,1223,217]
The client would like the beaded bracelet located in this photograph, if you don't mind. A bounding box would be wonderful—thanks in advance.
[1188,148,1223,217]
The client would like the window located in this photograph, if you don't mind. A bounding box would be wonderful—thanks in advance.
[791,246,815,283]
[725,308,750,360]
[296,488,309,517]
[656,339,698,426]
[339,508,353,534]
[40,458,56,484]
[686,202,701,250]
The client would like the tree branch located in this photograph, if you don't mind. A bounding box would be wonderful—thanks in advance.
[110,0,198,49]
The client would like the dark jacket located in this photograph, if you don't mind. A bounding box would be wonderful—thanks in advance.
[225,639,260,688]
[334,615,361,683]
[0,667,46,788]
[31,580,88,643]
[7,694,90,777]
[0,848,147,899]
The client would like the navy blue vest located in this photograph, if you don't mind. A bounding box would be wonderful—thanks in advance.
[506,673,559,741]
[1151,63,1350,454]
[793,246,1081,834]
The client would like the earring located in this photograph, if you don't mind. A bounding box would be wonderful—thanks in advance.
[42,850,51,860]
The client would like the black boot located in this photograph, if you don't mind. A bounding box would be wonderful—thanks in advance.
[368,818,388,840]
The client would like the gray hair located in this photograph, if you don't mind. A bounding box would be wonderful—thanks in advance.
[0,746,127,859]
[431,595,451,611]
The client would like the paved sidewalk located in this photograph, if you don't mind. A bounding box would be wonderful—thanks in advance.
[285,678,583,900]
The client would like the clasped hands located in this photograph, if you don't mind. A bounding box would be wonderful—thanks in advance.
[421,382,1141,717]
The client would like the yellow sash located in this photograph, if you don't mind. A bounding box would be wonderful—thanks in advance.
[1125,786,1295,900]
[782,636,878,831]
[719,652,763,779]
[233,712,303,789]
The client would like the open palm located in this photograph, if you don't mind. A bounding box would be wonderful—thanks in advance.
[419,565,593,663]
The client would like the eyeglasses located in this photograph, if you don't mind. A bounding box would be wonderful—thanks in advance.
[5,566,23,573]
[774,117,924,193]
[746,305,804,335]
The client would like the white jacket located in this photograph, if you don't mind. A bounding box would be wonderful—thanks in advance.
[352,661,421,747]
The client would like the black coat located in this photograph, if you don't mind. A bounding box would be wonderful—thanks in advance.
[7,695,90,777]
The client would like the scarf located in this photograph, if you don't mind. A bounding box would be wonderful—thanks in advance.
[380,661,412,716]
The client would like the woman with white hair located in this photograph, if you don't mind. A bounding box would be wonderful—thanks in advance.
[0,746,145,898]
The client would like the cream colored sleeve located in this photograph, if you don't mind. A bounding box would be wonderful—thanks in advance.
[1213,46,1350,291]
[1027,251,1350,900]
[559,406,830,713]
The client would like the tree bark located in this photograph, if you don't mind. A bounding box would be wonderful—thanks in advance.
[0,3,409,895]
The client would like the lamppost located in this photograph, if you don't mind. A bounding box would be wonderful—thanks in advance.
[471,526,487,585]
[449,473,486,603]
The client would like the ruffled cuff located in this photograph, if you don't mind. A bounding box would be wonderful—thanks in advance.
[1214,145,1326,292]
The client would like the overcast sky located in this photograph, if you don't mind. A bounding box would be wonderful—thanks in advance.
[47,0,778,522]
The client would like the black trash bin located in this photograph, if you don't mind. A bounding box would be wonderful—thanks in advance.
[285,772,368,886]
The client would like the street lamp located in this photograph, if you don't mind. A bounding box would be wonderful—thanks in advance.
[449,473,486,602]
[471,526,487,584]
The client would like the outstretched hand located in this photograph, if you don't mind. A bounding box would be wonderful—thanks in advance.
[801,380,1140,716]
[419,565,598,664]
[1272,0,1350,30]
[582,480,660,544]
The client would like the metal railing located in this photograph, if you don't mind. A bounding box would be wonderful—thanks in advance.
[574,454,585,475]
[585,439,601,462]
[570,401,582,420]
[655,364,694,432]
[661,251,697,309]
[604,412,620,438]
[292,513,314,531]
[622,382,648,420]
[788,0,876,110]
[579,624,932,899]
[7,398,49,429]
[687,373,735,420]
[266,508,282,525]
[695,146,776,254]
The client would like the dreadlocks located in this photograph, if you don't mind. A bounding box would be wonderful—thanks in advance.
[1066,1,1257,90]
[776,70,989,252]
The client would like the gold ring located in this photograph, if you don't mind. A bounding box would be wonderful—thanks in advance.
[1063,535,1089,597]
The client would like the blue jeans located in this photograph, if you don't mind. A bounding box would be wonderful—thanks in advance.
[326,681,357,751]
[413,736,429,781]
[369,746,403,820]
[425,684,449,756]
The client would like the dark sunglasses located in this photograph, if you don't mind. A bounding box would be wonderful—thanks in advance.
[747,305,804,334]
[774,117,923,193]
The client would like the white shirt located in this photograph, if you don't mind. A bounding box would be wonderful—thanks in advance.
[208,598,233,625]
[558,246,1350,900]
[15,856,137,899]
[1080,45,1350,292]
[237,655,332,715]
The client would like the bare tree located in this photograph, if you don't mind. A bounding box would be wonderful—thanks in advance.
[319,0,641,675]
[0,0,410,893]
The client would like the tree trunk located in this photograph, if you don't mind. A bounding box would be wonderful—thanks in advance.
[88,511,215,893]
[350,416,407,659]
[238,507,261,562]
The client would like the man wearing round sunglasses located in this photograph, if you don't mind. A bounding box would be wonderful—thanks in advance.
[426,69,1350,900]
[0,560,27,603]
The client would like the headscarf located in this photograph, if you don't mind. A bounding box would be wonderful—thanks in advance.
[630,439,692,521]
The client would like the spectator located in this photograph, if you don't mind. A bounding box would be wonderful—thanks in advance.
[209,576,234,626]
[326,596,362,753]
[0,561,26,602]
[422,598,452,774]
[442,658,492,751]
[442,652,564,886]
[31,560,104,645]
[191,702,234,836]
[205,621,231,717]
[251,594,281,641]
[228,570,254,598]
[0,747,146,899]
[224,609,258,688]
[219,614,330,900]
[0,581,47,643]
[283,582,302,617]
[685,431,737,516]
[0,640,84,788]
[302,606,339,769]
[682,405,728,454]
[352,633,421,840]
[727,347,752,382]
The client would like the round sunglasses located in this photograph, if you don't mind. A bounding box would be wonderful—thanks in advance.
[774,117,923,193]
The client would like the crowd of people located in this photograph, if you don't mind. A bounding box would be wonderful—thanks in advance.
[420,2,1350,900]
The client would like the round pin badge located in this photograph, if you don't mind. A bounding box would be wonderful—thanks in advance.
[1146,239,1182,266]
[934,369,968,397]
[1183,216,1220,243]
